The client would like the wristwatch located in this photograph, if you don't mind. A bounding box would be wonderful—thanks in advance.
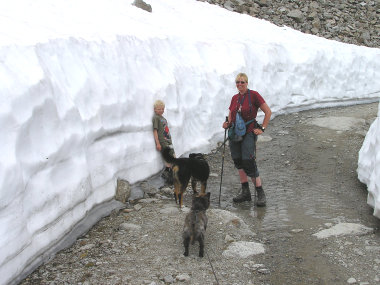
[261,127,265,132]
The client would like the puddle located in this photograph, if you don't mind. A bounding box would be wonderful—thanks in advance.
[205,103,380,284]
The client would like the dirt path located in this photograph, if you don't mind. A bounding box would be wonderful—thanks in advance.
[21,103,380,285]
[206,102,380,284]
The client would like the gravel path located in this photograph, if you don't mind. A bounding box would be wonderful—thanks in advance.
[21,102,380,285]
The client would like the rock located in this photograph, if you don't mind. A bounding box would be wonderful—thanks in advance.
[115,179,131,203]
[291,229,304,233]
[134,204,143,211]
[140,181,159,197]
[163,275,175,283]
[313,223,374,239]
[160,186,173,196]
[347,277,357,284]
[287,9,303,22]
[79,244,95,251]
[252,263,266,270]
[223,241,265,258]
[365,246,380,252]
[198,0,379,48]
[119,223,141,231]
[176,273,191,281]
[258,135,272,142]
[258,268,271,274]
[132,0,152,12]
[210,209,255,236]
[139,198,160,204]
[225,234,235,243]
[123,208,134,213]
[257,0,269,7]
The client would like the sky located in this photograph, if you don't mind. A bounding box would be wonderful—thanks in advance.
[0,0,379,284]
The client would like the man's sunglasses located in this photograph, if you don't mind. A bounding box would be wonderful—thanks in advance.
[236,81,246,84]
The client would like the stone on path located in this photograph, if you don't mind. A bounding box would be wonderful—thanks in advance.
[119,223,141,231]
[223,241,265,258]
[308,116,366,131]
[313,223,373,239]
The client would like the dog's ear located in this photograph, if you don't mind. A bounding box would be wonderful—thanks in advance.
[189,153,205,160]
[206,192,211,199]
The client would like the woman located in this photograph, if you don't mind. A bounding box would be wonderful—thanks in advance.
[222,73,272,206]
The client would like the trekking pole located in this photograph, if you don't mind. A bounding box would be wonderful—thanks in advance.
[218,116,228,207]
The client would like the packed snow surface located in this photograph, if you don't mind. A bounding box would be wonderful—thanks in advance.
[0,0,379,284]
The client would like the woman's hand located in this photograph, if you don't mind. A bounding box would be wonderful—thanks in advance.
[223,114,231,129]
[253,128,264,135]
[222,121,230,129]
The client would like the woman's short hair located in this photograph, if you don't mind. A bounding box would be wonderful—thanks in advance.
[154,100,165,108]
[235,73,248,83]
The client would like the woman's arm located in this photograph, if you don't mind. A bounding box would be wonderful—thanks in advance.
[260,103,272,129]
[253,103,272,135]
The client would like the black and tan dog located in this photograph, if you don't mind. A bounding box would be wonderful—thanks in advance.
[183,192,210,257]
[162,147,210,208]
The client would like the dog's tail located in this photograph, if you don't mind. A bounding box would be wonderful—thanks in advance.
[162,147,176,164]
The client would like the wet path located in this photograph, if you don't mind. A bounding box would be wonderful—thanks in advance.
[21,103,380,285]
[205,102,380,284]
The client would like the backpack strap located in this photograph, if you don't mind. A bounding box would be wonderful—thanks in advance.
[237,90,257,126]
[247,90,253,117]
[237,90,253,114]
[246,90,257,126]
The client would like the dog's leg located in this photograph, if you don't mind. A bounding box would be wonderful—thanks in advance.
[174,181,180,204]
[183,235,190,256]
[200,181,207,195]
[191,178,198,194]
[198,234,205,257]
[178,193,182,208]
[179,185,187,208]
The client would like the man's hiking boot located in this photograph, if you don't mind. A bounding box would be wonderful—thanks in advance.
[233,184,252,203]
[255,186,266,207]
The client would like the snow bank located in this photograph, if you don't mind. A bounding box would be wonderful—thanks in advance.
[0,0,379,284]
[358,105,380,219]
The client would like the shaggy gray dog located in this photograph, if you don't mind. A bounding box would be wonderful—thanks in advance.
[183,192,210,257]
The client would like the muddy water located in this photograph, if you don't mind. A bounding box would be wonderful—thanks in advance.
[205,102,380,284]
